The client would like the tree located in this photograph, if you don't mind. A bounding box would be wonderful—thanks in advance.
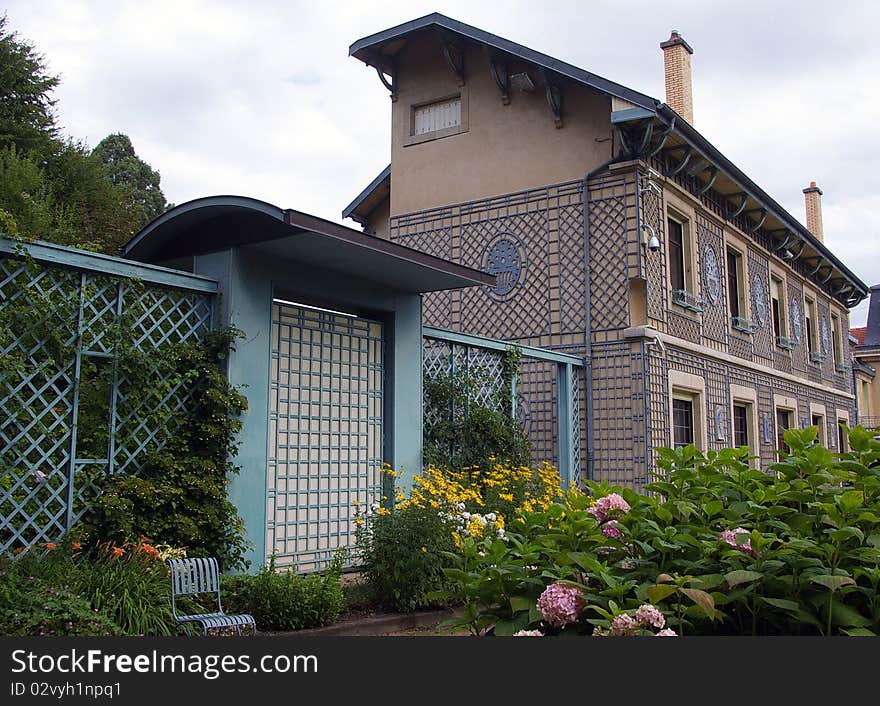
[0,14,59,156]
[92,133,168,228]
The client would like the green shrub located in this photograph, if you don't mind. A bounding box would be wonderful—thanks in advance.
[438,426,880,637]
[355,502,457,612]
[222,550,345,631]
[423,346,532,472]
[0,536,173,636]
[0,578,123,637]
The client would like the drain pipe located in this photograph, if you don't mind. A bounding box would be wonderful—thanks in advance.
[581,157,617,482]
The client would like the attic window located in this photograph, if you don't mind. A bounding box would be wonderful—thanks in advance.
[405,94,467,146]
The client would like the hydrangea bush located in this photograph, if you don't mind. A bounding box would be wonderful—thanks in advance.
[438,426,880,636]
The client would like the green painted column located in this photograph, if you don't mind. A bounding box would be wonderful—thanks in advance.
[194,248,271,571]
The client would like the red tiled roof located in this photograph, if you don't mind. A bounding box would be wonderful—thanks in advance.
[851,327,867,345]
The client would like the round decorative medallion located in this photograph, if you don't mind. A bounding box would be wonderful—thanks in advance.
[750,274,767,327]
[820,317,830,353]
[789,297,802,342]
[703,245,720,305]
[483,234,526,300]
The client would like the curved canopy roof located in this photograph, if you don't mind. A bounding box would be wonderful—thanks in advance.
[124,196,494,294]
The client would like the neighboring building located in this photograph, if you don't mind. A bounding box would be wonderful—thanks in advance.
[852,287,880,429]
[344,14,869,487]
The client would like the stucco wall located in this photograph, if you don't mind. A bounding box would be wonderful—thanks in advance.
[390,31,612,216]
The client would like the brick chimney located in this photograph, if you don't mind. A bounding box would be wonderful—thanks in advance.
[803,181,823,242]
[660,30,694,124]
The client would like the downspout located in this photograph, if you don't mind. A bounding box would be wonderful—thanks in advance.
[582,157,618,482]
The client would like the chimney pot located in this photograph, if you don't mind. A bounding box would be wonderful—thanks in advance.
[660,30,694,124]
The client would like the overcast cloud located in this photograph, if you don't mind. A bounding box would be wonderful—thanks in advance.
[5,0,878,324]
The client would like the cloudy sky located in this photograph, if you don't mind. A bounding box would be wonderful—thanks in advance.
[6,0,879,324]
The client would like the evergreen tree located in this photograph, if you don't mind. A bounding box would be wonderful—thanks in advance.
[93,133,168,227]
[0,14,59,156]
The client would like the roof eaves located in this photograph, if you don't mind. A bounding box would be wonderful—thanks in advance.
[342,164,391,222]
[349,13,658,111]
[653,104,869,305]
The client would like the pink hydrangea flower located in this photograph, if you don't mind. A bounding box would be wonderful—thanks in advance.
[33,470,47,484]
[601,520,624,539]
[610,613,638,636]
[588,493,631,523]
[719,528,756,557]
[537,582,585,627]
[633,604,666,629]
[655,628,678,637]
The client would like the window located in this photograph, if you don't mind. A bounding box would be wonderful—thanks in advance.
[668,217,685,292]
[733,403,749,448]
[831,314,843,369]
[838,419,848,452]
[811,414,824,445]
[405,94,467,145]
[770,276,793,349]
[776,408,793,458]
[861,380,871,413]
[672,397,695,448]
[413,96,461,136]
[805,297,814,355]
[727,249,741,319]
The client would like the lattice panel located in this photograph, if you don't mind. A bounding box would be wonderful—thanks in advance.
[706,361,730,450]
[588,177,631,331]
[1,252,216,554]
[642,186,668,325]
[128,287,213,348]
[267,303,383,572]
[518,358,558,467]
[591,341,647,488]
[747,249,773,361]
[729,332,753,361]
[645,345,669,486]
[558,203,587,334]
[458,209,551,340]
[667,310,700,343]
[393,225,454,329]
[696,213,728,346]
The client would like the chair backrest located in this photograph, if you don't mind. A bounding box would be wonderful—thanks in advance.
[167,557,221,599]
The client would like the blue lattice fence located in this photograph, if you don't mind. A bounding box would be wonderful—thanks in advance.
[0,239,217,554]
[422,327,584,485]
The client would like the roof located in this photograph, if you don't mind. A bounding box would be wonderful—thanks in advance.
[851,327,867,346]
[348,13,869,308]
[123,196,494,294]
[341,164,390,224]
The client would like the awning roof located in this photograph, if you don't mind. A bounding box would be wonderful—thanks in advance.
[123,196,494,294]
[349,13,869,307]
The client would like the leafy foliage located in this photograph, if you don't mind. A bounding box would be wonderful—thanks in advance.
[0,15,168,253]
[93,133,169,226]
[423,345,531,471]
[81,328,251,571]
[0,535,177,636]
[438,427,880,636]
[221,551,345,631]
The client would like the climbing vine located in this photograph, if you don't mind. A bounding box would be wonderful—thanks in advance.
[0,238,250,569]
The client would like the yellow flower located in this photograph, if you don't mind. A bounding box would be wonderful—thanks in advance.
[421,546,427,553]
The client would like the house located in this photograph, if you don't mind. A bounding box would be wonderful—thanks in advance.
[343,13,869,486]
[851,286,880,429]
